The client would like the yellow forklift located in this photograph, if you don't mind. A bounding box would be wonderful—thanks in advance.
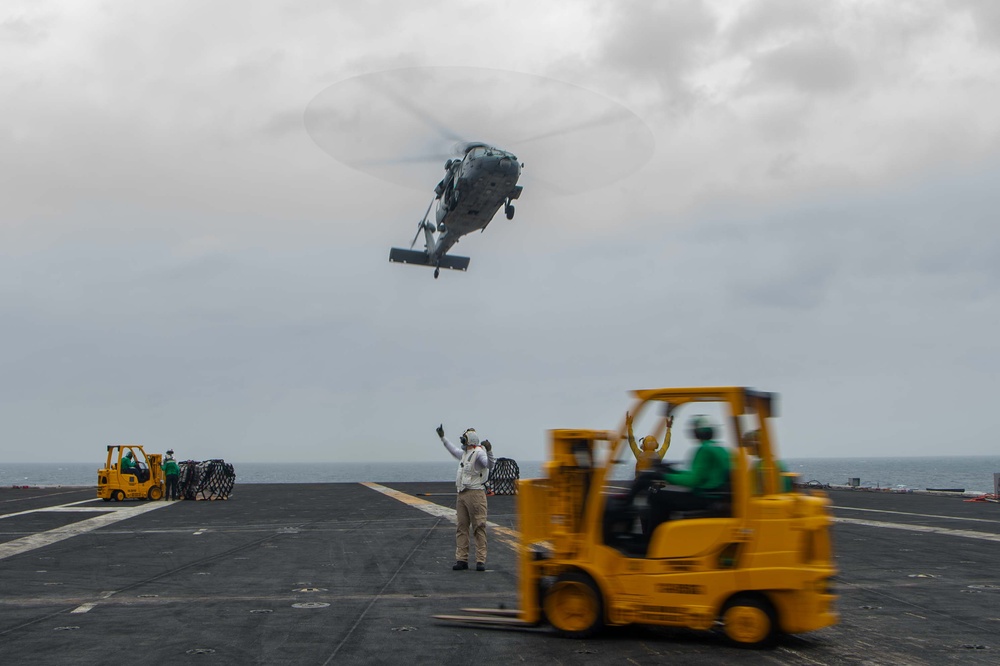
[97,444,164,502]
[437,387,838,647]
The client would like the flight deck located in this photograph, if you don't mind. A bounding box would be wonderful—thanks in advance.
[1,483,998,665]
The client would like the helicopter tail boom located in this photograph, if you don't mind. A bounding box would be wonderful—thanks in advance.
[389,248,470,272]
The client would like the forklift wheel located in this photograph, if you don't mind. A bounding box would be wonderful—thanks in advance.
[148,486,163,501]
[543,572,604,639]
[111,490,125,503]
[720,594,777,647]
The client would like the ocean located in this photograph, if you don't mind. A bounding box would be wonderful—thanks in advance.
[3,456,999,495]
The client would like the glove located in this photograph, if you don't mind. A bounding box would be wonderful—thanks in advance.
[436,424,444,438]
[482,439,492,452]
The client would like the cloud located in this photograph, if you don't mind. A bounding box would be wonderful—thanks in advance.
[727,0,826,51]
[2,1,1000,464]
[0,13,51,46]
[592,0,719,108]
[745,38,858,94]
[953,0,1000,48]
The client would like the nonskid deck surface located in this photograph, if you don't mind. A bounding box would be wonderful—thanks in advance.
[0,483,997,665]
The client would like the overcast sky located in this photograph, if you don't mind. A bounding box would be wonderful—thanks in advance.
[2,0,999,464]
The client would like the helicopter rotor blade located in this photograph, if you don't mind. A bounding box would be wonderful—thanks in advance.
[512,108,633,145]
[355,153,454,167]
[356,140,480,167]
[305,67,655,194]
[520,172,574,197]
[409,222,423,250]
[361,73,467,146]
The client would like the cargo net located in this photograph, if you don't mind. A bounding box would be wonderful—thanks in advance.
[179,459,236,500]
[488,457,519,495]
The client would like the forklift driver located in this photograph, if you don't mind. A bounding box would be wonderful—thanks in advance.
[121,450,149,483]
[643,415,731,530]
[121,451,138,478]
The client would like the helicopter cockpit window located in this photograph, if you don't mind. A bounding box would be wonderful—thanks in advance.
[469,146,487,159]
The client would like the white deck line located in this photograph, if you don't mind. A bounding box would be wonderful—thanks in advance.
[834,504,1000,525]
[362,483,1000,547]
[834,516,1000,543]
[0,501,171,561]
[0,498,128,521]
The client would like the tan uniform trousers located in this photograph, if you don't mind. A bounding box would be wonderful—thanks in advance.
[455,488,488,563]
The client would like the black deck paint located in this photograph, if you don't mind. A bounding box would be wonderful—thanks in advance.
[0,483,997,665]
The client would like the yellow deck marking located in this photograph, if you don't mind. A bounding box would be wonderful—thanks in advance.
[362,483,520,551]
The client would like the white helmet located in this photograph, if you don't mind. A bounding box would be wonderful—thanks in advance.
[460,428,479,447]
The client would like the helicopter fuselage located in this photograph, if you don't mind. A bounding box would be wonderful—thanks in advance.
[430,144,522,260]
[388,142,523,277]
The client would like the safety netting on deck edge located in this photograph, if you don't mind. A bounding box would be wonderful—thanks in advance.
[178,459,235,500]
[488,457,519,495]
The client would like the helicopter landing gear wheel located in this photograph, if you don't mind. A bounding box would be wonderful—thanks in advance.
[505,204,515,220]
[720,594,777,648]
[543,572,603,638]
[434,267,440,279]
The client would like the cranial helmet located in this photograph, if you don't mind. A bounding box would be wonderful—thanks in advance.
[641,435,658,452]
[689,415,715,442]
[460,428,479,448]
[125,451,133,458]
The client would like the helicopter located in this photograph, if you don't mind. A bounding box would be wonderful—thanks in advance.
[389,142,523,278]
[303,68,655,278]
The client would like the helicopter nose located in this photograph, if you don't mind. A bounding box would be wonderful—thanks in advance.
[496,156,519,176]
